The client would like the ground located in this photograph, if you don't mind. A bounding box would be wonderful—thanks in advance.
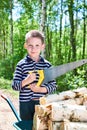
[0,89,19,130]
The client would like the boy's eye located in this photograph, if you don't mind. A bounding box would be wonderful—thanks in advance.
[28,45,33,48]
[36,45,39,47]
[27,44,40,49]
[28,45,32,47]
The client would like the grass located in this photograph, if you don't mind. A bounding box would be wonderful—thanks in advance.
[0,77,19,97]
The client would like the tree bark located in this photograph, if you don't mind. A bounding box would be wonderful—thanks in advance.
[58,0,63,61]
[34,87,87,129]
[40,0,46,57]
[48,120,87,130]
[40,87,87,105]
[35,95,87,117]
[50,103,87,121]
[82,0,86,59]
[33,113,47,130]
[10,0,14,71]
[68,0,76,61]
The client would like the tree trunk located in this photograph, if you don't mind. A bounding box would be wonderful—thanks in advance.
[82,0,86,59]
[58,0,63,62]
[68,0,76,61]
[10,0,13,55]
[10,0,14,71]
[40,0,46,57]
[3,29,6,58]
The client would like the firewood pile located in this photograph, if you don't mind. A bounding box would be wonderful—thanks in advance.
[33,87,87,130]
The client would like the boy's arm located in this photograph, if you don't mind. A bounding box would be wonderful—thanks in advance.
[12,64,23,91]
[12,64,36,91]
[29,80,57,94]
[42,80,57,94]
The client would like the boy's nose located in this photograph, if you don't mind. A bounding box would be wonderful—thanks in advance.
[31,46,36,50]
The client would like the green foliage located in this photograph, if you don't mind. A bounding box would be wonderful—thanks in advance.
[56,69,87,92]
[0,57,13,79]
[0,77,11,89]
[0,0,87,92]
[0,77,19,97]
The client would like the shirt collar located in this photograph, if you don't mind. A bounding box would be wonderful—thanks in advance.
[26,55,44,63]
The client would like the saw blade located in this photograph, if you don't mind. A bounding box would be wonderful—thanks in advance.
[42,59,87,84]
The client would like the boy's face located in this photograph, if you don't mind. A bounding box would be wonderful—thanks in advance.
[25,37,45,61]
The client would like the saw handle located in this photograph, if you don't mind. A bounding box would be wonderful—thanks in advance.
[29,70,44,87]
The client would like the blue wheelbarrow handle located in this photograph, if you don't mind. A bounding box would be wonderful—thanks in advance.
[1,94,21,122]
[1,94,33,130]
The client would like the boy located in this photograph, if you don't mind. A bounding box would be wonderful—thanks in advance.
[12,30,57,122]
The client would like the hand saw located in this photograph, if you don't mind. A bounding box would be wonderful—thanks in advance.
[29,59,87,87]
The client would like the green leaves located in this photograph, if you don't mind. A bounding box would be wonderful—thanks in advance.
[56,69,87,92]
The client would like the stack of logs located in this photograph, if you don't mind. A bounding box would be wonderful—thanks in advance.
[33,87,87,130]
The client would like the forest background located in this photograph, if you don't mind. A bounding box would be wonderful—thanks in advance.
[0,0,87,93]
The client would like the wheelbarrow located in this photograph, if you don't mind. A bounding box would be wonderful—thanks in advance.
[1,94,33,130]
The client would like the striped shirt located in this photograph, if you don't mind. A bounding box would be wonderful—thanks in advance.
[12,55,57,102]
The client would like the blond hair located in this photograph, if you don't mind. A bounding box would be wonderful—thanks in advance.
[25,30,45,44]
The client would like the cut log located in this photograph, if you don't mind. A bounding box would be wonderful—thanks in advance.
[34,87,87,130]
[48,120,87,130]
[33,113,48,130]
[40,94,59,105]
[56,97,84,105]
[60,120,87,130]
[50,103,87,122]
[40,91,76,105]
[35,97,86,117]
[35,104,51,117]
[48,120,60,130]
[83,94,87,106]
[73,87,87,96]
[40,87,87,105]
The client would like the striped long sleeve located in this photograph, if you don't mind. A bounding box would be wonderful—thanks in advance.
[12,55,57,102]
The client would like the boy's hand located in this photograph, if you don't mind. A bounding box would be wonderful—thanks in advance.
[22,73,36,87]
[30,84,40,92]
[30,83,47,93]
[28,73,36,83]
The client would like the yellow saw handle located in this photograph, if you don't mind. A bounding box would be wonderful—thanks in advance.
[37,70,44,87]
[29,70,44,87]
